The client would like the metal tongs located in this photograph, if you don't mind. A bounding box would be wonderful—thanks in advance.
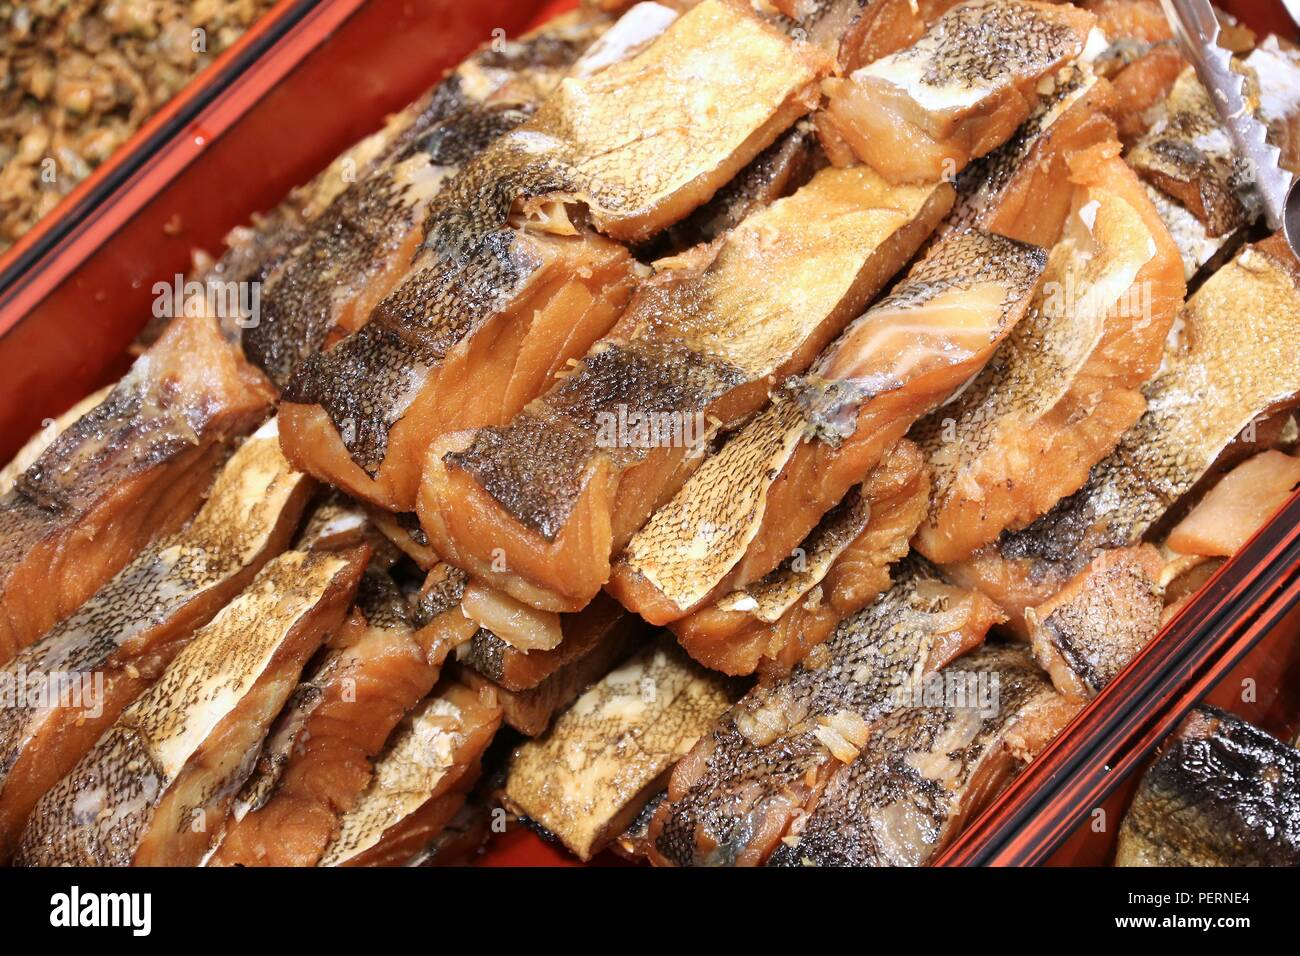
[1160,0,1300,255]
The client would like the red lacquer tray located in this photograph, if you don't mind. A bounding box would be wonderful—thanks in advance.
[0,0,1295,868]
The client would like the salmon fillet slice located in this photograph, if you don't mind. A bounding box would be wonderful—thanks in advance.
[609,227,1042,625]
[669,438,929,677]
[646,559,1001,866]
[14,548,365,866]
[0,386,111,495]
[0,312,274,667]
[502,638,736,861]
[946,235,1300,632]
[818,0,1097,184]
[1026,544,1164,701]
[279,0,826,512]
[422,166,952,613]
[769,644,1078,866]
[0,423,311,863]
[1165,450,1300,558]
[317,681,502,867]
[914,140,1186,565]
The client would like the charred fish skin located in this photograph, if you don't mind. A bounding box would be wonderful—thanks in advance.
[0,425,311,862]
[280,0,826,511]
[611,227,1042,625]
[648,558,1001,867]
[14,548,364,867]
[769,645,1077,867]
[0,312,275,667]
[1117,707,1300,867]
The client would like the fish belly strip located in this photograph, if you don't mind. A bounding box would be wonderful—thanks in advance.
[646,559,1002,866]
[610,228,1041,624]
[819,0,1097,185]
[946,235,1300,631]
[278,0,826,511]
[317,681,502,867]
[211,566,453,866]
[769,644,1078,866]
[1117,707,1300,866]
[0,425,310,862]
[14,548,365,866]
[0,312,274,666]
[422,166,952,613]
[1025,544,1164,701]
[914,141,1186,565]
[669,438,929,676]
[502,638,736,861]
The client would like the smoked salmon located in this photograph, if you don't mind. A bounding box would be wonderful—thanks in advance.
[279,0,826,512]
[610,227,1042,625]
[15,548,365,866]
[0,423,310,863]
[422,165,952,612]
[818,0,1098,184]
[0,311,274,667]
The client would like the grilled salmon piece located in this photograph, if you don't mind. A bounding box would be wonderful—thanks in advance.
[914,141,1185,565]
[647,559,1001,866]
[1244,37,1300,175]
[210,563,461,867]
[0,424,310,863]
[0,386,111,495]
[1166,451,1300,558]
[819,0,1097,184]
[1117,707,1300,866]
[947,235,1300,632]
[1026,544,1164,701]
[279,0,826,512]
[423,166,951,612]
[0,312,274,667]
[769,644,1078,866]
[502,638,736,860]
[610,228,1041,625]
[669,439,928,676]
[14,548,365,866]
[317,681,501,867]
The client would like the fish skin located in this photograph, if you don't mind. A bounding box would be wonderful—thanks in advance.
[611,227,1042,624]
[669,438,929,677]
[1117,707,1300,866]
[502,638,737,860]
[279,0,826,512]
[0,427,311,863]
[768,644,1078,866]
[1025,544,1164,701]
[647,558,1002,866]
[913,139,1186,565]
[0,312,275,667]
[317,681,502,867]
[13,548,365,867]
[424,166,953,613]
[0,386,112,495]
[819,0,1097,184]
[952,235,1300,631]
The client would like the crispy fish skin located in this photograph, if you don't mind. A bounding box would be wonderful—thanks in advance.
[914,140,1186,565]
[819,0,1096,184]
[210,565,458,867]
[0,313,274,667]
[769,644,1078,866]
[14,548,365,867]
[0,386,112,495]
[279,0,826,512]
[954,235,1300,630]
[317,681,502,867]
[610,227,1041,624]
[1025,544,1164,701]
[1117,707,1300,866]
[0,425,311,863]
[669,438,929,676]
[647,559,1002,867]
[502,638,736,860]
[422,166,952,613]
